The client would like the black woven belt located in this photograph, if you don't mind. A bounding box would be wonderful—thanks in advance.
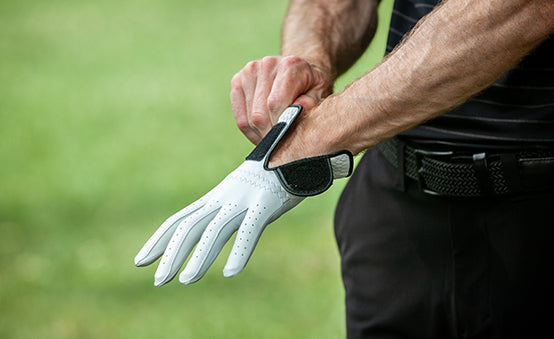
[377,137,554,197]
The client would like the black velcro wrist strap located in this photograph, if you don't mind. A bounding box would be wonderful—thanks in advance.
[274,150,353,196]
[245,122,286,161]
[245,105,303,162]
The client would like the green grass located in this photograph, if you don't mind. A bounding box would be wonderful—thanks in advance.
[0,0,393,338]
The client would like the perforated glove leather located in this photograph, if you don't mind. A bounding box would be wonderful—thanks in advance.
[134,105,353,286]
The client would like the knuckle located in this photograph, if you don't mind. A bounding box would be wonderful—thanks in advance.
[261,56,277,70]
[230,73,242,89]
[250,111,268,128]
[267,95,282,111]
[281,55,304,68]
[244,60,259,73]
[261,56,274,64]
[267,93,283,108]
[236,117,250,132]
[259,61,278,80]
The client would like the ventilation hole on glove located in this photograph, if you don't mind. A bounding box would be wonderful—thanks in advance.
[175,233,179,237]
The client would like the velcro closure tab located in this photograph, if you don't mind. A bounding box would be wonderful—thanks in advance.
[246,122,286,161]
[245,105,303,162]
[274,150,353,196]
[275,156,334,196]
[330,151,354,179]
[277,105,303,124]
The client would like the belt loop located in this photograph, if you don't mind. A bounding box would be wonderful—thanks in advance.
[500,153,523,194]
[473,152,493,196]
[396,138,406,192]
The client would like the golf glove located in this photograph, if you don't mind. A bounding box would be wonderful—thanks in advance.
[134,105,353,286]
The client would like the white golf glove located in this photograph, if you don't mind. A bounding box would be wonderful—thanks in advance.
[134,105,353,286]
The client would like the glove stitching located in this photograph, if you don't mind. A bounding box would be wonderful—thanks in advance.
[227,168,290,203]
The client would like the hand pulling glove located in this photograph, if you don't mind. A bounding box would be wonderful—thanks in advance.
[134,105,353,286]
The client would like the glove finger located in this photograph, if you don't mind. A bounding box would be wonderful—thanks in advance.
[222,204,276,278]
[153,200,221,286]
[134,196,210,267]
[179,203,248,285]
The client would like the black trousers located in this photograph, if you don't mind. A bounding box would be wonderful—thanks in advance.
[334,149,554,339]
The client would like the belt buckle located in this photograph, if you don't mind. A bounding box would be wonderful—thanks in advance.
[413,148,454,195]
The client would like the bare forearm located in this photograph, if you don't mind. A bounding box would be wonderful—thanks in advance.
[273,0,554,164]
[281,0,380,81]
[345,0,554,152]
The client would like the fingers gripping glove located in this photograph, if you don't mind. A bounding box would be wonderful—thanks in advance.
[134,105,353,286]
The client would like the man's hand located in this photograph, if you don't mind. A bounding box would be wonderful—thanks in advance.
[134,105,353,286]
[230,55,333,145]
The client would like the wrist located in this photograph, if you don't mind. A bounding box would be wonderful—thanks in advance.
[266,122,310,168]
[253,104,353,196]
[306,59,336,86]
[267,103,337,167]
[280,47,337,84]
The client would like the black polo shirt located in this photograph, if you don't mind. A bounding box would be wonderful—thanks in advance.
[387,0,554,149]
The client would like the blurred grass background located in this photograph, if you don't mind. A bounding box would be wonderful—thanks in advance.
[0,0,393,338]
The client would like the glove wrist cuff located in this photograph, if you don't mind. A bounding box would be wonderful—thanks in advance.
[245,105,353,197]
[273,150,353,196]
